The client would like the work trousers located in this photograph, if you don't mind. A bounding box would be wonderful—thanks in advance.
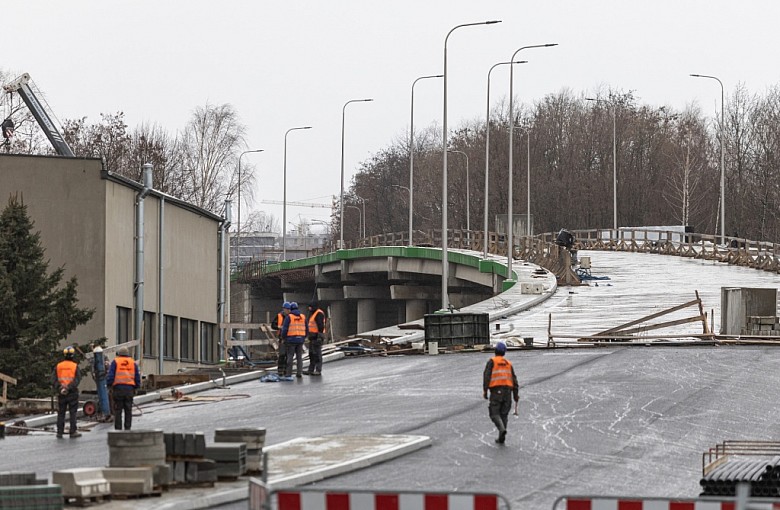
[57,391,79,436]
[306,335,323,374]
[277,339,287,375]
[488,386,513,433]
[112,387,134,430]
[284,341,304,377]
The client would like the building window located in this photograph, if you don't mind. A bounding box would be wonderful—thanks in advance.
[116,307,131,344]
[180,318,197,361]
[200,322,217,363]
[163,315,177,359]
[143,311,156,357]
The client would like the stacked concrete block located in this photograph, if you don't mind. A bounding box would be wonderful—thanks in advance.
[743,316,780,336]
[108,430,172,488]
[204,442,247,478]
[163,432,217,485]
[102,467,154,496]
[214,428,266,474]
[52,468,110,502]
[0,472,62,509]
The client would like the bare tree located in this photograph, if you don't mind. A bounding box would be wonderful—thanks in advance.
[179,103,249,213]
[663,108,708,227]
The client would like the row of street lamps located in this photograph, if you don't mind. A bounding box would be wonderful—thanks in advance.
[237,21,727,312]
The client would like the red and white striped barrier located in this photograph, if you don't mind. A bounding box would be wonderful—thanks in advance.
[276,490,505,510]
[563,497,780,510]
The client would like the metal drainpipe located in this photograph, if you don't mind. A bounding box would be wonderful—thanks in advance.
[218,200,232,363]
[157,196,165,375]
[134,164,153,363]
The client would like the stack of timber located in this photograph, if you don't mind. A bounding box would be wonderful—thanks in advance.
[163,432,217,486]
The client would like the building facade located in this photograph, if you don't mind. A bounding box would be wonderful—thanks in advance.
[0,154,225,376]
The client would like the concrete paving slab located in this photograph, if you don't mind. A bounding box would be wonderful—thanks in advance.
[101,433,431,510]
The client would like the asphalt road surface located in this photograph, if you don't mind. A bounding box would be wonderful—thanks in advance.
[4,251,780,509]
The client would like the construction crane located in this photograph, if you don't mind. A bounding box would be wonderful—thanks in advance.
[261,200,331,209]
[2,73,74,157]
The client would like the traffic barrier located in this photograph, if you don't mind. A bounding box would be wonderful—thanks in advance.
[268,488,511,510]
[552,495,780,510]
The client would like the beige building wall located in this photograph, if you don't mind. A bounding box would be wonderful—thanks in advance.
[0,154,223,377]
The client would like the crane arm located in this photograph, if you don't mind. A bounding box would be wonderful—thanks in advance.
[3,73,74,157]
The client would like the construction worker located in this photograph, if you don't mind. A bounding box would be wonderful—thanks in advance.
[274,302,292,375]
[280,302,308,379]
[52,346,82,439]
[482,341,519,444]
[107,346,141,430]
[304,302,326,376]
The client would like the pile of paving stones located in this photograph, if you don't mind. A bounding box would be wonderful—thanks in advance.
[214,427,266,474]
[0,472,63,509]
[164,432,218,485]
[700,455,780,496]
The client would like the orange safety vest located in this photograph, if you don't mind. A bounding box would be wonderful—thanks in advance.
[113,356,137,387]
[308,309,326,334]
[488,356,514,388]
[276,312,285,329]
[56,360,78,387]
[286,314,306,338]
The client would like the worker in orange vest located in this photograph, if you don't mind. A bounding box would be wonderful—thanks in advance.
[107,346,141,430]
[482,342,519,444]
[280,302,308,379]
[52,346,82,439]
[304,302,327,376]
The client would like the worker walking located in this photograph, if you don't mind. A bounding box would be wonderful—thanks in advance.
[482,342,519,444]
[281,302,308,379]
[52,346,82,439]
[273,302,292,375]
[304,302,326,376]
[107,346,141,431]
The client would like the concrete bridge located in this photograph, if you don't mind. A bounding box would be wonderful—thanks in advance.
[232,228,780,341]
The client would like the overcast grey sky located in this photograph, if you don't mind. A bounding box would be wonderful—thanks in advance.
[4,1,780,230]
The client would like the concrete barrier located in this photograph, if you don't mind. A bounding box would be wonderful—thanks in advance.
[51,467,110,499]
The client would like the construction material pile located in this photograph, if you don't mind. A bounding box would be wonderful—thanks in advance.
[701,440,780,497]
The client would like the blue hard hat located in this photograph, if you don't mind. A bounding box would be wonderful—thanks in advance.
[290,302,299,310]
[282,302,292,310]
[495,342,507,355]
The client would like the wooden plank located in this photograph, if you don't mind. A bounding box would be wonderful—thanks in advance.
[595,298,701,336]
[0,372,17,385]
[613,315,706,336]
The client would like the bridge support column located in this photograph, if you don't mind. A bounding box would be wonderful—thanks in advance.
[329,301,348,341]
[405,299,427,322]
[357,299,376,334]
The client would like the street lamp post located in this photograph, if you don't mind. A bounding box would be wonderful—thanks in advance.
[690,73,726,245]
[409,74,443,246]
[283,126,312,260]
[391,184,411,242]
[507,43,557,280]
[447,150,470,235]
[354,195,368,238]
[484,60,526,258]
[586,97,617,232]
[340,98,373,250]
[236,149,263,266]
[441,19,501,311]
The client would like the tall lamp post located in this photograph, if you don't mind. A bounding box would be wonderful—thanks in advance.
[690,73,726,245]
[409,74,443,246]
[484,60,526,258]
[391,184,411,242]
[441,19,501,311]
[447,150,470,234]
[283,126,312,260]
[507,43,557,280]
[354,195,368,238]
[340,98,373,249]
[236,149,263,266]
[586,97,617,231]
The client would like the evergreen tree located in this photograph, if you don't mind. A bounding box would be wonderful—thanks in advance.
[0,194,94,398]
